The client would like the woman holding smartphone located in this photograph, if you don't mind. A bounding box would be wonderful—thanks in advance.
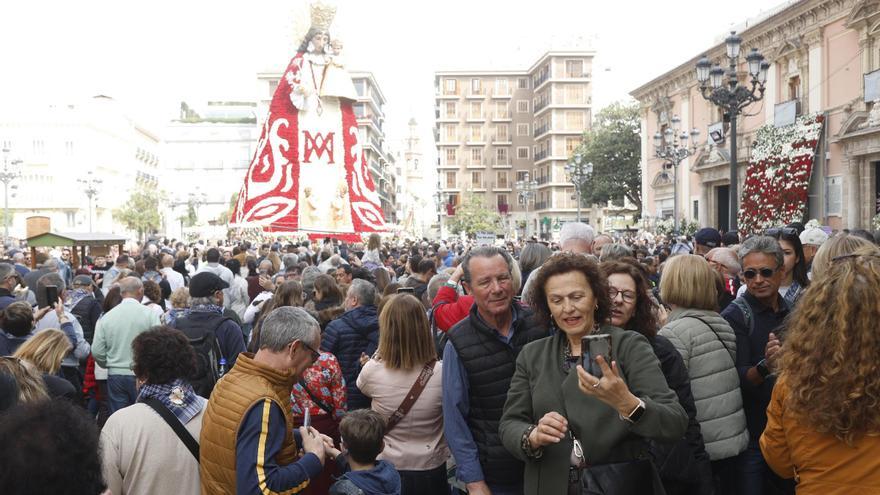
[500,252,687,495]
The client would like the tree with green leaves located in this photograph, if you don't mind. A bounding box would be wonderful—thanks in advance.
[446,192,502,237]
[113,186,163,242]
[572,101,642,213]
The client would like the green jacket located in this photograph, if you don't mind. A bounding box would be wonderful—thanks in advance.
[500,325,688,495]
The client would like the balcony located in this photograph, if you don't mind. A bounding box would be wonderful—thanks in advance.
[466,161,485,169]
[497,204,510,215]
[470,181,488,190]
[466,90,485,99]
[533,72,550,88]
[535,175,550,185]
[466,114,486,122]
[492,113,512,122]
[534,100,549,112]
[534,201,549,210]
[533,124,550,137]
[491,91,512,99]
[534,149,548,161]
[491,180,512,191]
[490,160,512,169]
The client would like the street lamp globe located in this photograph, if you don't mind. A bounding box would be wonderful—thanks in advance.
[758,61,771,84]
[653,132,663,149]
[689,127,700,142]
[695,56,712,85]
[709,65,725,89]
[725,31,742,59]
[746,48,764,77]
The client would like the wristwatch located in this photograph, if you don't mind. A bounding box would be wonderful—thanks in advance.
[622,398,646,424]
[755,359,772,379]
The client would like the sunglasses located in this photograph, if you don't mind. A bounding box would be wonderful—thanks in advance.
[742,267,776,280]
[765,227,798,237]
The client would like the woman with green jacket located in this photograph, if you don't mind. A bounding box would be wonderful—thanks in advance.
[500,253,688,495]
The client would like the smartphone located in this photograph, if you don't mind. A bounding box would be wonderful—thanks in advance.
[397,287,414,294]
[582,334,612,379]
[303,408,311,429]
[45,285,59,308]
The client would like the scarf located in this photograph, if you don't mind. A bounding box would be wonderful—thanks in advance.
[64,288,91,311]
[137,378,205,424]
[189,303,224,315]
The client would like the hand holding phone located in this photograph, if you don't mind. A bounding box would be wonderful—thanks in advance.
[45,285,59,308]
[581,334,612,379]
[303,408,311,430]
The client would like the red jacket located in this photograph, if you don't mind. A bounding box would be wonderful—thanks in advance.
[431,285,474,332]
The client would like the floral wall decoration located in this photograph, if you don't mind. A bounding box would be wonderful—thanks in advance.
[738,113,825,235]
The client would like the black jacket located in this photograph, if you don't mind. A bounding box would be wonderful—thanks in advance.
[446,304,547,487]
[649,335,714,494]
[320,305,379,410]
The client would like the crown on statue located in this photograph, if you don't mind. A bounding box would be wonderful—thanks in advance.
[310,1,337,31]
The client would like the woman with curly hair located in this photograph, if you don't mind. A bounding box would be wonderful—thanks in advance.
[100,325,204,495]
[760,248,880,493]
[500,252,687,495]
[601,258,714,495]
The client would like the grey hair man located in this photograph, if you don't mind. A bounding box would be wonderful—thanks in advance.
[0,263,21,309]
[281,253,299,270]
[442,246,547,493]
[200,306,328,494]
[720,235,789,489]
[320,278,379,410]
[92,276,161,413]
[598,243,634,263]
[521,222,596,298]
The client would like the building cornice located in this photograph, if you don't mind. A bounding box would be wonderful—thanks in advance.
[630,0,857,105]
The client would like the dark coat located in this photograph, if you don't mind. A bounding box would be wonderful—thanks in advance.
[320,305,379,410]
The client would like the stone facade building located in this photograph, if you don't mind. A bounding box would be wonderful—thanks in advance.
[631,0,880,232]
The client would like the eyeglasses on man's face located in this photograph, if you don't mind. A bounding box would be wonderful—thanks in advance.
[742,267,776,280]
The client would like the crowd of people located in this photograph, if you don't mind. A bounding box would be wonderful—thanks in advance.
[0,223,878,495]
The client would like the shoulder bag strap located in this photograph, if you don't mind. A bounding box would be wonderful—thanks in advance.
[685,315,735,366]
[298,379,335,416]
[142,397,200,462]
[385,359,437,433]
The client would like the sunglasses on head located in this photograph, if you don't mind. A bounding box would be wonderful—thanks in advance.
[764,227,798,237]
[742,267,776,279]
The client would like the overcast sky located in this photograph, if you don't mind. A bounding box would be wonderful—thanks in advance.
[1,0,783,183]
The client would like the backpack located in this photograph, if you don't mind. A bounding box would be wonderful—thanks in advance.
[175,314,231,399]
[730,297,755,337]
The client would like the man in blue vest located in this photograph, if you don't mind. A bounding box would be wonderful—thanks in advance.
[442,246,547,495]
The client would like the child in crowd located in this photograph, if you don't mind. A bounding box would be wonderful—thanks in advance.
[328,409,401,495]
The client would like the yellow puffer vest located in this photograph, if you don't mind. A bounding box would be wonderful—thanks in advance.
[199,353,299,495]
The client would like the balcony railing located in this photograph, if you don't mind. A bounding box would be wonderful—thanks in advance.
[493,112,510,120]
[535,175,550,185]
[533,124,550,137]
[534,100,549,112]
[534,150,549,161]
[533,72,550,88]
[534,201,549,210]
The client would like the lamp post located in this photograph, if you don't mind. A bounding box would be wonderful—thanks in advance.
[434,183,445,239]
[172,190,207,238]
[564,154,593,223]
[695,31,769,232]
[654,115,699,235]
[0,149,23,243]
[515,173,537,238]
[77,171,103,232]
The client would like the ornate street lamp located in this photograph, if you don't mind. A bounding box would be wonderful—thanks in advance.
[515,173,538,238]
[654,115,699,235]
[77,171,103,232]
[564,153,593,223]
[0,149,23,243]
[695,31,769,231]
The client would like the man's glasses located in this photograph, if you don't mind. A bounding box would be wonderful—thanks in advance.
[764,227,798,238]
[608,287,636,303]
[300,341,321,362]
[742,267,776,280]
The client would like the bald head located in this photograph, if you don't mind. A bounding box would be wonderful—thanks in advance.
[161,254,174,268]
[118,277,144,298]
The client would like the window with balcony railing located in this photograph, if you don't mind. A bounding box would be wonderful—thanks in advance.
[534,149,548,161]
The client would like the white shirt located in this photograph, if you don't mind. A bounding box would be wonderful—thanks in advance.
[161,267,185,292]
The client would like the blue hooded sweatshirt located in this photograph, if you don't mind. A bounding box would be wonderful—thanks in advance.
[330,459,401,495]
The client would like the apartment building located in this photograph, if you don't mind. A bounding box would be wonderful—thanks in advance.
[434,51,595,239]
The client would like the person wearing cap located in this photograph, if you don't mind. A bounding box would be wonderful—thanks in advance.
[67,274,103,345]
[799,227,828,275]
[694,228,722,257]
[92,277,162,413]
[173,272,246,370]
